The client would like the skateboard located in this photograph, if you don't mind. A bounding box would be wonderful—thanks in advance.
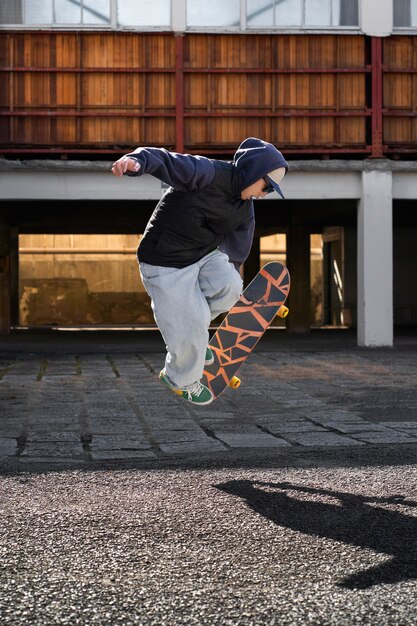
[202,262,290,399]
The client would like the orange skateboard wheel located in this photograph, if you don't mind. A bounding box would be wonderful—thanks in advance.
[229,376,241,389]
[277,305,289,318]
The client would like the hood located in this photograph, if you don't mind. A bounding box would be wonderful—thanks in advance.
[233,137,289,196]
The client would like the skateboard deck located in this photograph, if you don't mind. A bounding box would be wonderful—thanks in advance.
[202,262,290,400]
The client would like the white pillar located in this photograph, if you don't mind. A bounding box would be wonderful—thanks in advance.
[360,0,393,36]
[172,0,186,32]
[357,170,393,347]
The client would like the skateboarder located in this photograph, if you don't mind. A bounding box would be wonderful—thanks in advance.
[111,137,288,405]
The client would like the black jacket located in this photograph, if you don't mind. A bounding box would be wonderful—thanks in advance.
[126,137,289,268]
[138,160,255,268]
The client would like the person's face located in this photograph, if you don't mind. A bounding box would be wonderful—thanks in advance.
[241,177,273,201]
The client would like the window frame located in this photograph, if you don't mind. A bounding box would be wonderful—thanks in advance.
[0,0,170,31]
[186,0,361,33]
[0,0,363,33]
[392,0,417,32]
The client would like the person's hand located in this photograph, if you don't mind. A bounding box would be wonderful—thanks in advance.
[111,156,141,177]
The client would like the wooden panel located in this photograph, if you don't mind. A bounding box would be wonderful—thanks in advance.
[339,74,366,108]
[184,34,367,151]
[13,118,53,144]
[78,33,175,69]
[212,74,272,109]
[15,73,53,108]
[339,118,366,144]
[1,32,177,149]
[55,34,78,67]
[384,117,417,146]
[13,33,53,67]
[145,117,175,145]
[273,118,310,146]
[383,35,417,69]
[0,33,10,66]
[383,36,417,150]
[81,73,145,107]
[56,74,78,106]
[0,119,10,143]
[185,74,208,109]
[145,74,175,110]
[187,116,272,147]
[0,31,379,155]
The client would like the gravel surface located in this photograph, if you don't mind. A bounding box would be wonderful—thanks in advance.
[1,454,416,625]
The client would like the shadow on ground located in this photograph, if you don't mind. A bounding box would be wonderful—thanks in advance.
[215,479,417,589]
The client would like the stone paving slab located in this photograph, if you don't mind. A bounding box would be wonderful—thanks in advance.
[0,437,17,455]
[381,421,417,430]
[159,440,226,454]
[21,443,85,459]
[26,431,81,443]
[213,432,291,448]
[282,432,366,447]
[258,420,328,434]
[90,449,158,461]
[1,346,417,464]
[352,431,417,444]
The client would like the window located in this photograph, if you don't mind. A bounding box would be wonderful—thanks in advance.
[394,0,417,28]
[0,0,359,30]
[187,0,240,28]
[246,0,359,29]
[1,0,111,25]
[0,0,170,28]
[118,0,170,28]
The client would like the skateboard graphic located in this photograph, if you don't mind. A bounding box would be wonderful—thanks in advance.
[202,262,290,400]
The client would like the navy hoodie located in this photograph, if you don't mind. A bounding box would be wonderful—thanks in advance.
[126,138,288,269]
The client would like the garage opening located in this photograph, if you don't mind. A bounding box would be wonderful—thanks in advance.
[18,234,153,327]
[260,233,326,328]
[18,231,353,330]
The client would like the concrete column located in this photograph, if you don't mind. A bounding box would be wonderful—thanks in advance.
[357,170,393,347]
[287,225,311,333]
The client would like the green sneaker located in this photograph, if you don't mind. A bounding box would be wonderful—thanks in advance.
[174,380,214,405]
[205,346,214,366]
[159,369,214,406]
[159,368,177,390]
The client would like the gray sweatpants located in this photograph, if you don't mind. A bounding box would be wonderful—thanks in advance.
[139,250,243,387]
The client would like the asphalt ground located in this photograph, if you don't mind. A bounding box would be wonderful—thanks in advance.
[1,329,417,624]
[1,449,417,625]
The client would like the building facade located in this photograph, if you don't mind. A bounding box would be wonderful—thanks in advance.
[0,0,416,345]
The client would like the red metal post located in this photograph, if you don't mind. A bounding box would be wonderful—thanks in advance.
[371,37,384,158]
[175,35,185,154]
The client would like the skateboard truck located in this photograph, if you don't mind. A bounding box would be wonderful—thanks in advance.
[241,295,289,319]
